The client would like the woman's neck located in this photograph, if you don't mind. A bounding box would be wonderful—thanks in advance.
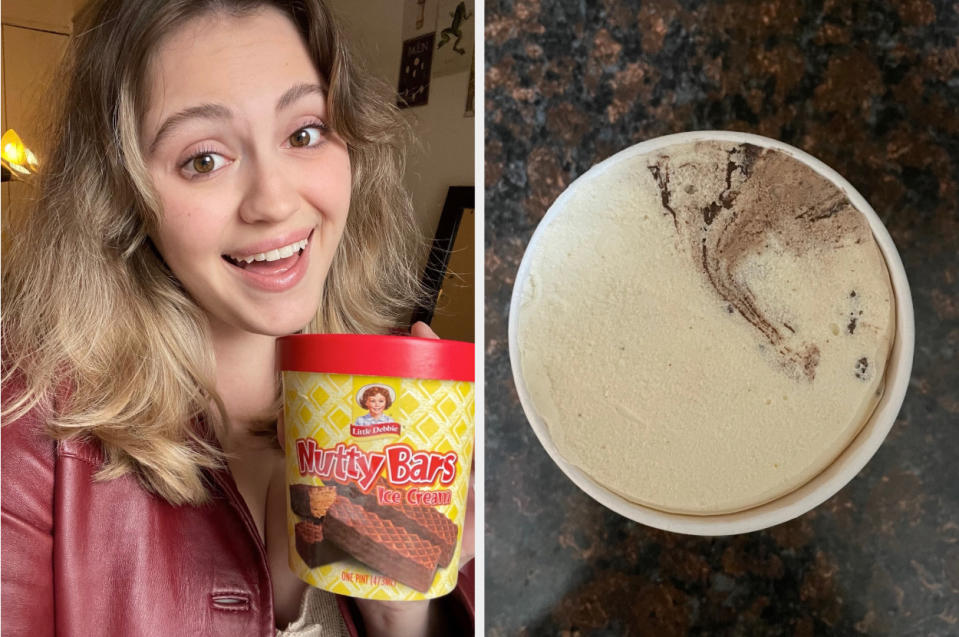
[210,322,279,450]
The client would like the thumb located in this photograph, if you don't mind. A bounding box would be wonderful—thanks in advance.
[410,321,439,339]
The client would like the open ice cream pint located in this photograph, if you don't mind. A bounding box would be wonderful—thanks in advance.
[509,131,914,536]
[278,334,474,598]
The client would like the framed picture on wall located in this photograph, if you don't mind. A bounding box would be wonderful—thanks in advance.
[413,186,474,342]
[433,0,474,77]
[398,32,435,108]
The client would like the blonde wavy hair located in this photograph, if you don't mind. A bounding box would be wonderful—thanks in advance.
[2,0,426,505]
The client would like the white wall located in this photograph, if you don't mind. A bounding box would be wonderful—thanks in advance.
[328,0,474,240]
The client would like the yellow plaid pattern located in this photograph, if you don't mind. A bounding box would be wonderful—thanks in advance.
[283,371,474,600]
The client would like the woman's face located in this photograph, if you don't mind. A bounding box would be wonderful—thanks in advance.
[366,392,386,416]
[142,7,351,338]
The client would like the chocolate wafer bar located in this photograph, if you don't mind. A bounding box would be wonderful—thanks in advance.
[290,484,337,520]
[388,504,458,567]
[324,480,459,567]
[295,520,347,568]
[323,477,368,499]
[324,497,441,593]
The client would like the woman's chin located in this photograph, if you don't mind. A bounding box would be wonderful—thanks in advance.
[241,311,317,338]
[203,297,320,339]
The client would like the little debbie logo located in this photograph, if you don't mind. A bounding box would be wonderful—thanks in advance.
[352,383,401,438]
[351,421,400,437]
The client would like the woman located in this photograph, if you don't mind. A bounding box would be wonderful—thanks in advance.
[1,0,473,634]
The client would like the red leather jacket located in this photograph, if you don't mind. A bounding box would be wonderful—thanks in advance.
[1,402,474,636]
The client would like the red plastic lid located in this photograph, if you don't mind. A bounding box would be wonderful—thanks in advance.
[277,334,474,382]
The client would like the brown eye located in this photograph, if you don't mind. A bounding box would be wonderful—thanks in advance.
[193,154,215,173]
[288,124,324,148]
[290,129,312,147]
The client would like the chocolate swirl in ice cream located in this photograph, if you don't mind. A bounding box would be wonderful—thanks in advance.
[647,142,872,382]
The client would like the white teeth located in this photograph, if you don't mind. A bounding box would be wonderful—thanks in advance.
[231,238,308,264]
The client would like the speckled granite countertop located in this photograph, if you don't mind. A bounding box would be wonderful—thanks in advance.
[484,1,959,634]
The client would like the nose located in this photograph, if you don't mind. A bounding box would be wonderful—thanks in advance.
[238,155,300,224]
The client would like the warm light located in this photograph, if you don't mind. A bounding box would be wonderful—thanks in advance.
[1,129,39,176]
[2,130,27,163]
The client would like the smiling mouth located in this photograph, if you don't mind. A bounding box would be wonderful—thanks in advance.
[222,234,310,269]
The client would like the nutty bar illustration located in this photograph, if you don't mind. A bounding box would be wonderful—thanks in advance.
[289,484,345,568]
[294,520,347,568]
[290,483,460,590]
[329,480,459,567]
[323,496,441,593]
[289,484,337,520]
[386,503,458,568]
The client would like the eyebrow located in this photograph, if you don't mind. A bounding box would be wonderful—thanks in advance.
[148,83,327,154]
[149,103,230,154]
[276,82,326,113]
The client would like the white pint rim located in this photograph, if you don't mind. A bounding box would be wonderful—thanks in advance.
[507,131,915,536]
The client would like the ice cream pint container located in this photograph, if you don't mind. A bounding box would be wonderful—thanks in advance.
[277,334,474,600]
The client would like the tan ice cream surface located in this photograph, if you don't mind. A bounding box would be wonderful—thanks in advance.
[517,141,895,515]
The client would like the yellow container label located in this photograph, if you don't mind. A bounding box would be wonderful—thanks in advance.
[283,371,474,600]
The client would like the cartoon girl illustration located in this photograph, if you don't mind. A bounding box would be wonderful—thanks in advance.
[354,384,397,426]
